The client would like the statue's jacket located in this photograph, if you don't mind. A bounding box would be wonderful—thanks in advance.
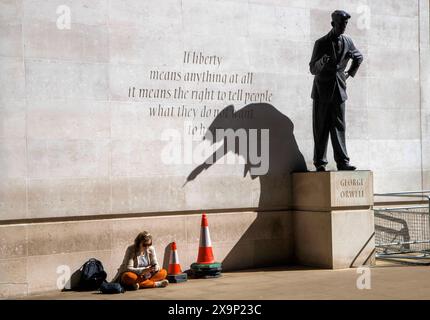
[309,31,363,103]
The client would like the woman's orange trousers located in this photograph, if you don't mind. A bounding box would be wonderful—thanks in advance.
[121,269,167,288]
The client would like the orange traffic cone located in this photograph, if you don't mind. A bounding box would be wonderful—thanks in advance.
[190,213,222,278]
[167,242,187,283]
[168,242,182,274]
[197,213,215,264]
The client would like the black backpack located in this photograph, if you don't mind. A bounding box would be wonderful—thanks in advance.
[79,258,107,290]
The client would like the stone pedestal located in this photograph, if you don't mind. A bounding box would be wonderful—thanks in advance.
[292,171,375,269]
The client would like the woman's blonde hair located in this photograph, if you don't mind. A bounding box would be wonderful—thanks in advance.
[134,231,152,249]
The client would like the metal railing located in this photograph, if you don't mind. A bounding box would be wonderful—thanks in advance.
[374,191,430,263]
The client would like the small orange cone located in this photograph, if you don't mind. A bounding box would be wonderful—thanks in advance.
[167,242,187,283]
[168,242,182,275]
[197,213,215,264]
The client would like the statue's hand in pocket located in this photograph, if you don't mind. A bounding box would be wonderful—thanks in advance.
[321,54,331,64]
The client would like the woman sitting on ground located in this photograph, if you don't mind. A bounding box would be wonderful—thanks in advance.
[112,231,168,289]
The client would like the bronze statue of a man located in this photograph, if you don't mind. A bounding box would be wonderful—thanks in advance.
[309,10,363,171]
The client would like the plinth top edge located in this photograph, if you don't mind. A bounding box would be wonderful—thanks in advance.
[292,170,373,175]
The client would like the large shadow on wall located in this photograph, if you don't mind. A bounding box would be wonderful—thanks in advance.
[185,103,307,209]
[184,103,308,269]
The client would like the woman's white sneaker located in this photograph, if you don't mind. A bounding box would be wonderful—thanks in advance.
[155,280,169,288]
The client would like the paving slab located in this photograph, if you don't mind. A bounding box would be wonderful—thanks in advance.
[18,263,430,300]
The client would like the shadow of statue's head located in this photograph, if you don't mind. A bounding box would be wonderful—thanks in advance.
[204,103,295,144]
[186,103,306,182]
[185,103,307,207]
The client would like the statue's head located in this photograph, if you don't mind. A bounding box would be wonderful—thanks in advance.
[331,10,351,36]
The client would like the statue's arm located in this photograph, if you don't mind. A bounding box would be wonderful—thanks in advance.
[309,40,327,75]
[346,38,363,78]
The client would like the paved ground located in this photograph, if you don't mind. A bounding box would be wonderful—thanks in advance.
[22,261,430,300]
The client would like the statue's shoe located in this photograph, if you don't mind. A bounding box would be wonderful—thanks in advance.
[337,164,356,171]
[315,165,326,172]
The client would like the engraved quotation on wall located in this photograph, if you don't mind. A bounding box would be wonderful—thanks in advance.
[127,51,274,135]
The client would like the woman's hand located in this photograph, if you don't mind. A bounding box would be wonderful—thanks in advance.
[138,267,151,276]
[149,265,158,273]
[137,268,152,280]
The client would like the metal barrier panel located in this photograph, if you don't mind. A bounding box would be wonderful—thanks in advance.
[374,191,430,260]
[375,207,430,254]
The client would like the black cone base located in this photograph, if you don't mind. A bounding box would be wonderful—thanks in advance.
[167,273,188,283]
[189,262,222,278]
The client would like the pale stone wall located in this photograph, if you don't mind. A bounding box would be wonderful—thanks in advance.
[420,0,430,188]
[0,211,293,297]
[0,0,429,297]
[0,0,428,220]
